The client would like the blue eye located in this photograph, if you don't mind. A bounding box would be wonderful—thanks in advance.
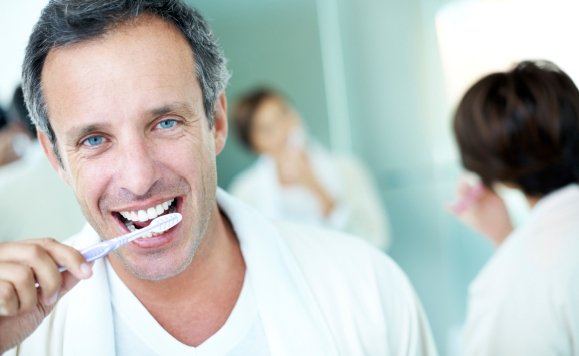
[82,135,105,147]
[157,119,177,129]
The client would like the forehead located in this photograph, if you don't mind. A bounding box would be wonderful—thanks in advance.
[41,15,200,131]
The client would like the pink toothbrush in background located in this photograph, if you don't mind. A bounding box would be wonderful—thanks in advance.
[449,181,485,215]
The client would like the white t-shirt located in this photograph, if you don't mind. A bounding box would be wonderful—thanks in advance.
[106,262,270,355]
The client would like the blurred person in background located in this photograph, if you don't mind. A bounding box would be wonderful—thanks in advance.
[0,107,10,165]
[230,87,391,250]
[0,86,84,242]
[451,60,579,355]
[0,92,33,167]
[0,106,6,129]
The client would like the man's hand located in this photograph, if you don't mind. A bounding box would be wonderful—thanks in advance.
[0,238,92,353]
[450,179,514,246]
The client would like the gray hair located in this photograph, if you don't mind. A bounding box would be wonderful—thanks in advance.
[22,0,230,157]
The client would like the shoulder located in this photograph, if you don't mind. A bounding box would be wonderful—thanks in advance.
[277,220,381,261]
[472,216,579,294]
[273,221,436,354]
[465,218,579,354]
[330,154,378,188]
[275,220,414,302]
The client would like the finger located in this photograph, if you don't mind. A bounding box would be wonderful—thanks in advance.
[0,243,62,305]
[25,238,92,280]
[60,271,82,296]
[0,262,37,313]
[0,279,18,316]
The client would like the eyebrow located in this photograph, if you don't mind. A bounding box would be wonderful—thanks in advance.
[148,102,199,119]
[64,102,201,146]
[65,123,113,146]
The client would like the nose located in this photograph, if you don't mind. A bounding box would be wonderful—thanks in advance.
[116,136,159,197]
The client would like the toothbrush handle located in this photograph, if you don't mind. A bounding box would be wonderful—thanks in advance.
[81,241,118,263]
[41,241,116,279]
[36,240,120,288]
[53,230,139,274]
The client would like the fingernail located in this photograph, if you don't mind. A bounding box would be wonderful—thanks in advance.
[0,305,7,316]
[80,263,92,278]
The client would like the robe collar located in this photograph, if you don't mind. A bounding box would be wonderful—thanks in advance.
[59,188,338,356]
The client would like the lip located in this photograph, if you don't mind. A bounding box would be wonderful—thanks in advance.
[111,196,178,214]
[110,195,184,250]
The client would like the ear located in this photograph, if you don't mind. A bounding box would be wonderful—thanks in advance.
[38,131,70,186]
[212,92,229,156]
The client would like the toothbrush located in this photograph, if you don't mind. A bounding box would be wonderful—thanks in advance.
[35,212,182,288]
[449,183,485,215]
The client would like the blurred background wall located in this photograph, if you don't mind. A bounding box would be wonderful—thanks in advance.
[3,1,578,354]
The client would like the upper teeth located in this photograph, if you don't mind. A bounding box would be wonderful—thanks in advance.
[120,199,174,222]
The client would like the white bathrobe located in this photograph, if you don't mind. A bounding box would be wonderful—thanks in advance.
[463,184,579,355]
[229,146,391,250]
[7,190,436,355]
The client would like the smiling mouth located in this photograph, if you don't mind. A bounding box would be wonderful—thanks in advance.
[113,197,180,233]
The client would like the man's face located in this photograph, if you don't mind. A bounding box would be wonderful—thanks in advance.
[39,16,227,280]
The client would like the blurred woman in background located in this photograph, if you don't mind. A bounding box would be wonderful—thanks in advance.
[229,87,391,250]
[452,61,579,355]
[0,90,34,168]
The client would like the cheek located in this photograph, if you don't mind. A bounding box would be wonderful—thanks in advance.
[69,158,113,214]
[270,130,286,149]
[253,131,274,152]
[163,133,214,179]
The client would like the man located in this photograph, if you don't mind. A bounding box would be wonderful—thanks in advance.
[0,1,436,355]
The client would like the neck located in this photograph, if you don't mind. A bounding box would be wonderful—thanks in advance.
[525,195,541,208]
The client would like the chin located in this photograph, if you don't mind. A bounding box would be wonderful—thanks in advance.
[115,232,200,281]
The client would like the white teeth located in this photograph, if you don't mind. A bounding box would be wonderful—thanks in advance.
[146,207,157,220]
[127,222,136,232]
[155,204,164,215]
[137,210,148,222]
[119,198,175,223]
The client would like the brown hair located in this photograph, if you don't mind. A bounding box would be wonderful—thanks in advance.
[231,87,286,151]
[453,60,579,196]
